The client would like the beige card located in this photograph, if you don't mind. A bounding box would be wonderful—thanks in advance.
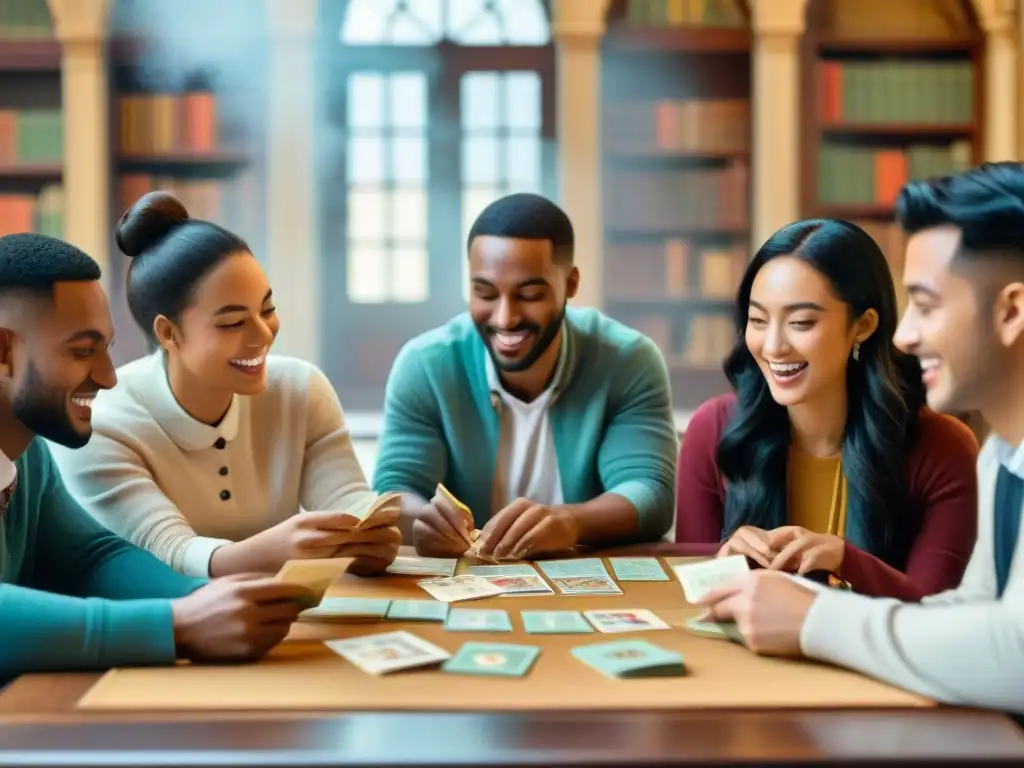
[275,557,355,603]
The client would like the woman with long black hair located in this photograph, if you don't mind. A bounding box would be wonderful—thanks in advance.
[675,218,979,599]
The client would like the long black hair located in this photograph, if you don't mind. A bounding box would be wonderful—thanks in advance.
[716,219,926,564]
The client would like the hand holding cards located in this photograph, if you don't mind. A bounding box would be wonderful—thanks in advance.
[672,555,751,603]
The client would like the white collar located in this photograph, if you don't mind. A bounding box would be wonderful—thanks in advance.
[992,436,1024,481]
[0,446,16,490]
[134,352,240,452]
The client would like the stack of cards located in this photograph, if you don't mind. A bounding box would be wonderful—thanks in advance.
[387,555,458,578]
[299,597,391,623]
[325,631,449,675]
[537,558,623,595]
[521,610,593,634]
[573,640,686,679]
[465,564,554,596]
[442,642,541,677]
[684,617,745,644]
[672,555,750,603]
[444,608,513,632]
[417,574,503,603]
[385,599,450,622]
[583,609,669,634]
[609,557,669,581]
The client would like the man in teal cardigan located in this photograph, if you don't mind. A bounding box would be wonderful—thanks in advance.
[373,194,678,560]
[0,234,311,686]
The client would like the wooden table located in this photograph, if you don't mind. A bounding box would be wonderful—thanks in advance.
[2,545,1023,766]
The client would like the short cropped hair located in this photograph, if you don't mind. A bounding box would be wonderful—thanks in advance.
[0,233,101,299]
[467,192,575,266]
[896,162,1024,259]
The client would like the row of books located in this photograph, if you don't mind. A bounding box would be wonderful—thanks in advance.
[0,0,52,38]
[605,100,749,155]
[117,93,221,156]
[630,312,735,370]
[605,241,746,300]
[0,183,62,237]
[0,109,61,164]
[606,164,748,232]
[817,141,971,206]
[623,0,745,27]
[818,61,974,125]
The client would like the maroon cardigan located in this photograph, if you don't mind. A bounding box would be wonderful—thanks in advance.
[675,393,980,600]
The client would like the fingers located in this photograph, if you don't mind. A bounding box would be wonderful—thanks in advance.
[425,497,473,546]
[477,498,532,554]
[696,592,744,624]
[299,510,361,530]
[723,528,775,568]
[235,578,316,605]
[334,543,399,562]
[491,505,545,561]
[768,537,806,572]
[347,556,394,577]
[796,545,828,575]
[505,516,556,561]
[693,573,749,606]
[256,599,306,625]
[411,519,467,558]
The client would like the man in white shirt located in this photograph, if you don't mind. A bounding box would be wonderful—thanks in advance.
[696,162,1024,716]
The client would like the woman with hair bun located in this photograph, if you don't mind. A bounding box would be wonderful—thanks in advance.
[50,191,401,578]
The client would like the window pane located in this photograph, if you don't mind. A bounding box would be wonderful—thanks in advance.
[341,0,394,43]
[347,74,383,128]
[390,246,429,302]
[389,73,427,129]
[462,135,500,184]
[461,72,500,131]
[505,72,541,129]
[392,136,426,184]
[505,136,540,186]
[404,0,444,39]
[392,188,427,241]
[461,186,497,299]
[348,189,387,241]
[494,0,550,45]
[347,137,385,183]
[447,0,485,40]
[452,7,503,45]
[390,9,437,44]
[347,244,388,303]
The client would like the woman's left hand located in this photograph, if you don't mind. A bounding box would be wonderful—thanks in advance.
[766,526,845,575]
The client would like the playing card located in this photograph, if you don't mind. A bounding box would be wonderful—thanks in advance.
[275,557,354,605]
[385,599,451,622]
[583,609,670,634]
[521,610,594,634]
[465,564,554,596]
[572,640,686,678]
[609,557,669,581]
[442,642,541,677]
[386,555,458,577]
[684,617,745,644]
[417,573,503,603]
[443,608,513,632]
[299,597,391,623]
[536,558,623,595]
[325,631,450,675]
[672,555,751,603]
[356,492,402,531]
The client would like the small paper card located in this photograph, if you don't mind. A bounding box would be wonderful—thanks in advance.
[275,557,355,605]
[444,608,513,632]
[583,608,670,634]
[387,555,458,578]
[385,599,450,622]
[325,631,450,675]
[465,564,554,596]
[417,574,503,603]
[684,617,745,644]
[609,557,669,582]
[356,492,402,530]
[536,558,622,595]
[299,597,391,623]
[442,642,541,677]
[521,610,594,634]
[672,555,751,603]
[572,640,686,679]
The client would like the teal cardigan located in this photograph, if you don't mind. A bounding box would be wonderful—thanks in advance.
[372,308,678,540]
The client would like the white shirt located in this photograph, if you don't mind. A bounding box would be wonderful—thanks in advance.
[49,352,378,578]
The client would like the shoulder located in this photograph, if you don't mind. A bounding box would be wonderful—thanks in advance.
[906,409,981,485]
[685,394,736,443]
[259,355,339,413]
[565,309,669,392]
[388,313,481,391]
[18,438,59,487]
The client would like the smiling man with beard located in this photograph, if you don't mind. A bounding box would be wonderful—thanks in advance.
[374,193,678,560]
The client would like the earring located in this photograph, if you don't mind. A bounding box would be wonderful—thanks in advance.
[852,343,860,361]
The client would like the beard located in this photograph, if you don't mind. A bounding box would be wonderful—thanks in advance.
[477,303,566,374]
[11,360,90,449]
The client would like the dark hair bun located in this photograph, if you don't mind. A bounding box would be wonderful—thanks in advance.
[115,191,189,259]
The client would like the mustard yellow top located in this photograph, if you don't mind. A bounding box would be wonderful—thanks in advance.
[787,447,847,536]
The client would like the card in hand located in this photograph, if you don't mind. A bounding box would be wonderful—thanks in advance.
[684,617,745,644]
[356,492,402,531]
[275,557,355,606]
[583,608,670,634]
[572,640,686,678]
[521,610,594,634]
[442,642,541,677]
[325,630,450,675]
[299,597,392,622]
[444,608,513,632]
[417,574,503,603]
[386,599,450,622]
[609,557,669,581]
[387,555,458,578]
[672,555,750,603]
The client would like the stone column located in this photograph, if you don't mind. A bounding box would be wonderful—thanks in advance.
[552,0,609,309]
[47,0,110,280]
[265,0,318,362]
[748,0,807,250]
[971,0,1018,161]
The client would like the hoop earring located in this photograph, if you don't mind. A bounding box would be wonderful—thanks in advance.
[852,343,860,362]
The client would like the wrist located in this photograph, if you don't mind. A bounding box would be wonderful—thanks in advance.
[170,598,192,659]
[554,504,584,546]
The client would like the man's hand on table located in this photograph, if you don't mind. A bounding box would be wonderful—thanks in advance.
[694,570,818,657]
[475,497,581,561]
[411,491,474,558]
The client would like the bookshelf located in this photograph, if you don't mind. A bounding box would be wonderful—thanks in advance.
[0,1,63,240]
[801,0,983,291]
[601,0,751,410]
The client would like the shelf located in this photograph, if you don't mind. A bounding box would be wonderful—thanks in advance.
[0,163,61,182]
[604,26,750,53]
[607,297,732,313]
[0,39,61,72]
[820,123,976,137]
[117,150,251,171]
[818,35,979,55]
[814,203,895,220]
[606,148,749,162]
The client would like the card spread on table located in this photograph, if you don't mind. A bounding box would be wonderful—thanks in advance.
[385,599,450,622]
[536,558,623,595]
[387,555,458,578]
[299,597,391,622]
[356,492,402,531]
[684,617,745,644]
[609,557,670,581]
[672,555,751,603]
[417,573,503,603]
[583,608,670,634]
[521,610,594,634]
[465,564,554,596]
[443,642,541,677]
[325,631,450,675]
[572,640,686,679]
[444,608,513,632]
[274,557,354,604]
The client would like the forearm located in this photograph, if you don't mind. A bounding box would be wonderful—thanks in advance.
[208,534,279,577]
[560,492,642,547]
[838,545,927,601]
[397,491,430,542]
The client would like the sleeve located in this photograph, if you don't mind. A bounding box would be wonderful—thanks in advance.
[800,589,1024,713]
[674,398,728,544]
[298,365,378,517]
[597,336,679,540]
[837,417,979,600]
[51,432,231,579]
[372,342,449,500]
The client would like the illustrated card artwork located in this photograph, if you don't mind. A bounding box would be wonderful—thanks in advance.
[536,558,623,595]
[444,608,513,632]
[583,609,670,634]
[672,555,751,603]
[465,564,554,596]
[442,642,541,677]
[325,631,450,675]
[387,556,458,578]
[609,557,670,582]
[417,574,503,603]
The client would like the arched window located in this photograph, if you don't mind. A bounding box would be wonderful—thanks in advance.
[318,0,555,408]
